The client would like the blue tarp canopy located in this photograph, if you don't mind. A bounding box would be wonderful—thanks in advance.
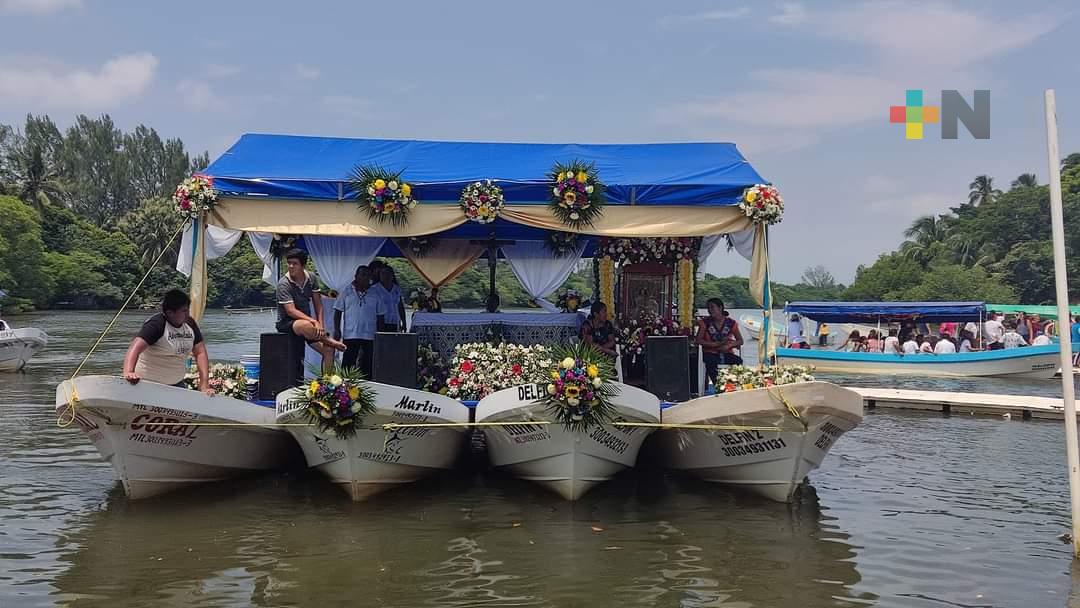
[784,301,986,323]
[204,134,766,206]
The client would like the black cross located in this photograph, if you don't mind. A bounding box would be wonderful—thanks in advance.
[470,230,515,303]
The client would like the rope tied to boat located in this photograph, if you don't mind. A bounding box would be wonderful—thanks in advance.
[56,221,188,429]
[765,385,808,432]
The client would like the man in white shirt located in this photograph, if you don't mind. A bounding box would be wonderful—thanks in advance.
[934,337,957,354]
[984,313,1005,350]
[883,329,901,354]
[1002,322,1028,349]
[1033,334,1052,346]
[371,266,406,332]
[786,314,808,348]
[333,265,386,378]
[902,336,919,354]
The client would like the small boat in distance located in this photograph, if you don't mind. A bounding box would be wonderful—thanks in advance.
[224,306,275,315]
[0,325,48,372]
[775,301,1059,379]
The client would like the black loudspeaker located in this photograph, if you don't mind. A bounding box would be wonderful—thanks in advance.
[373,332,418,388]
[259,332,305,400]
[646,335,690,402]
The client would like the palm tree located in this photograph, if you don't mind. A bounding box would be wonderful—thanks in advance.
[968,175,1001,207]
[1010,173,1038,189]
[117,197,184,267]
[901,215,950,265]
[15,145,67,211]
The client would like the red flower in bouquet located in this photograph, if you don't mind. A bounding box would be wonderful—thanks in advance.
[460,360,474,374]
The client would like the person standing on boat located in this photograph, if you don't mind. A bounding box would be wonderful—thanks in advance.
[817,322,830,347]
[697,299,744,387]
[580,301,618,357]
[1015,312,1032,344]
[276,249,346,372]
[786,314,808,348]
[958,329,976,352]
[122,289,213,395]
[333,265,385,378]
[984,312,1005,350]
[372,266,406,332]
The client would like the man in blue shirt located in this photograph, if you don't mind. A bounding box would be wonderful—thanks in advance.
[1071,315,1080,367]
[333,265,385,378]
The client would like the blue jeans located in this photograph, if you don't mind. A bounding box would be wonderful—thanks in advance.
[703,351,743,385]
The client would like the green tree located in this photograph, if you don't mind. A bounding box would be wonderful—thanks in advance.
[0,196,52,308]
[968,174,1001,207]
[844,253,924,301]
[118,197,186,267]
[901,264,1016,303]
[800,264,837,289]
[1010,173,1038,189]
[900,214,950,266]
[60,115,133,227]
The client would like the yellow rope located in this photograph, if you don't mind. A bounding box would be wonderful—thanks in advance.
[109,419,787,433]
[766,385,807,431]
[57,221,189,428]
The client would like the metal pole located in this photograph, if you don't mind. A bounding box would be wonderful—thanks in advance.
[1044,89,1080,557]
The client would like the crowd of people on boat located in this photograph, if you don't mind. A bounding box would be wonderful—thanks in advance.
[782,310,1073,355]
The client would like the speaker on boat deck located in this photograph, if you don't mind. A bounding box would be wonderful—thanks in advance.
[373,332,418,388]
[258,332,305,401]
[646,335,690,402]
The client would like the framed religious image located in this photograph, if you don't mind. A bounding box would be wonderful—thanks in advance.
[619,263,673,321]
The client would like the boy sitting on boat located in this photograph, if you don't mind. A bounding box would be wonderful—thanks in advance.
[276,249,347,372]
[122,289,213,395]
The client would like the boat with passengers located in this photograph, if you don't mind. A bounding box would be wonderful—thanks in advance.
[775,301,1059,379]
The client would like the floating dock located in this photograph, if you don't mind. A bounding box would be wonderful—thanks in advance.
[850,387,1072,421]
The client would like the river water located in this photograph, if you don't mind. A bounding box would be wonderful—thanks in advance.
[3,310,1080,607]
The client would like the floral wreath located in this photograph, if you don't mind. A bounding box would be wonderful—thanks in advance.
[459,180,504,224]
[183,363,247,400]
[537,342,619,430]
[599,237,700,267]
[349,165,417,227]
[548,160,605,229]
[739,184,784,225]
[556,288,583,313]
[718,365,814,393]
[172,175,217,220]
[407,236,435,258]
[545,231,580,258]
[294,367,376,439]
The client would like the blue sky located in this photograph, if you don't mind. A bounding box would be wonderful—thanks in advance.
[1,0,1077,284]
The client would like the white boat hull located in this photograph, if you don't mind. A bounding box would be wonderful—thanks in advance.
[476,383,661,500]
[0,328,48,371]
[777,345,1059,379]
[652,381,863,502]
[55,376,295,499]
[276,383,470,501]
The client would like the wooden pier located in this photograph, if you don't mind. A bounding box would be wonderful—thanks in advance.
[851,387,1073,421]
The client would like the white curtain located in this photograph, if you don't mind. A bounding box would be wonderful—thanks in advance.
[501,240,586,313]
[305,235,387,293]
[728,229,755,261]
[176,224,244,276]
[248,231,278,286]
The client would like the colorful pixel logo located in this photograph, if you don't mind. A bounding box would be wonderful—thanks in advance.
[890,90,939,140]
[889,89,990,140]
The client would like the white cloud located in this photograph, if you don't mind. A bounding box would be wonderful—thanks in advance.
[0,0,80,15]
[321,95,372,117]
[205,63,242,79]
[292,63,321,81]
[176,79,222,111]
[769,2,806,25]
[658,7,750,27]
[0,53,157,109]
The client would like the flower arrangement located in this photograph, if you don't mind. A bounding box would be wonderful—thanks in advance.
[172,175,217,220]
[183,363,247,400]
[268,234,299,259]
[292,366,376,439]
[616,315,692,362]
[599,237,700,267]
[545,231,580,258]
[739,184,784,225]
[417,344,449,395]
[349,165,417,227]
[718,365,815,393]
[538,342,619,430]
[548,160,605,229]
[408,287,440,312]
[556,288,582,313]
[407,236,434,258]
[446,342,553,401]
[459,180,504,224]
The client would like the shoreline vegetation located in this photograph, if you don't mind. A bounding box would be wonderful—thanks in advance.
[1,114,1078,314]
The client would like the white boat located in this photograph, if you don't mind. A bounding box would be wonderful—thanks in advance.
[276,382,470,501]
[0,327,48,371]
[651,381,863,502]
[475,382,661,500]
[776,345,1060,379]
[55,375,295,499]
